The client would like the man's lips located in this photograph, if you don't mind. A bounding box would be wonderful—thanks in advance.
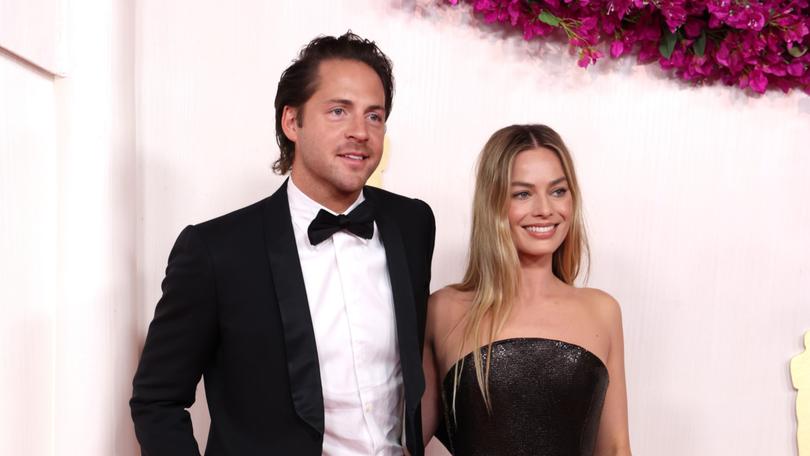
[337,144,370,162]
[338,153,367,161]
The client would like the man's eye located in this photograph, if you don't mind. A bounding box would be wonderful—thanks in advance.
[330,108,346,116]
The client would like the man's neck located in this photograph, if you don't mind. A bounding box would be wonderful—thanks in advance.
[288,175,362,214]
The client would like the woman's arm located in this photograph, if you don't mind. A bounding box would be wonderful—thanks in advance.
[594,295,632,456]
[421,292,443,445]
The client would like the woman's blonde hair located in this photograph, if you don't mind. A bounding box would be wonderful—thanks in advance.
[452,124,589,410]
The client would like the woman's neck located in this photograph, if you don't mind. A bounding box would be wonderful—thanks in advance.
[517,254,567,300]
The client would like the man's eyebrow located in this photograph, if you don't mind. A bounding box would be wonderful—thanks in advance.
[324,98,354,106]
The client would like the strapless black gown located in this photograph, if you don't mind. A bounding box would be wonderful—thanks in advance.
[439,338,609,456]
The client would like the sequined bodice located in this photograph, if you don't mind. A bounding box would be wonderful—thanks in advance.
[439,338,609,456]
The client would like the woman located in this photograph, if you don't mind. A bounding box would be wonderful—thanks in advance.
[422,125,631,455]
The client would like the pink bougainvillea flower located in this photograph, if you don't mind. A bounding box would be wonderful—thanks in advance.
[577,48,603,67]
[607,0,633,19]
[660,0,688,32]
[447,0,810,94]
[683,18,704,38]
[788,61,807,77]
[748,68,769,93]
[610,40,626,58]
[706,0,731,21]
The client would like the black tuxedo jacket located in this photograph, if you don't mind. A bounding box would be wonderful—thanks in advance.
[131,181,435,455]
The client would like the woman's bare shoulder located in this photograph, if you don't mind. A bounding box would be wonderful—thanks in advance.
[427,286,473,334]
[429,285,473,315]
[576,287,623,328]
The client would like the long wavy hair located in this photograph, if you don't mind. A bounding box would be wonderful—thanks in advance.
[452,124,589,411]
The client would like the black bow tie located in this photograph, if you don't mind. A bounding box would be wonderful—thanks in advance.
[307,200,375,245]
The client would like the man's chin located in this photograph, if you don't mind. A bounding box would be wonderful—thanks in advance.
[336,174,374,193]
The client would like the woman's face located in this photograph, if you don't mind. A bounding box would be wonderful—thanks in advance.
[507,147,573,261]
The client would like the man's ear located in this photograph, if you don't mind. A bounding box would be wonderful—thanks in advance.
[281,105,299,142]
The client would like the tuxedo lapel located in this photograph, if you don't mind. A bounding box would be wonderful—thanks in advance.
[262,181,324,436]
[368,189,425,417]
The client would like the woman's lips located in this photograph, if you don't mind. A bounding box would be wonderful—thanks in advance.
[523,224,557,239]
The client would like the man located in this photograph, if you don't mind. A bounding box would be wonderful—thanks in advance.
[130,32,435,455]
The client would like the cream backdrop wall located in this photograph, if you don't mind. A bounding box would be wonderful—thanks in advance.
[1,49,58,456]
[2,0,138,453]
[2,0,808,454]
[136,1,810,455]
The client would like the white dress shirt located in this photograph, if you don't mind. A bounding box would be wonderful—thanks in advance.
[287,178,404,456]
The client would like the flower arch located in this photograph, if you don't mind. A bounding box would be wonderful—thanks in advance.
[447,0,810,94]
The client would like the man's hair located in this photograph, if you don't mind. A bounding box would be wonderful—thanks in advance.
[272,31,395,174]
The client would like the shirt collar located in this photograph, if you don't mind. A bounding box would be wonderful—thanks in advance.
[287,176,366,231]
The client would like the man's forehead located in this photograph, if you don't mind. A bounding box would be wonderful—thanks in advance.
[313,59,382,88]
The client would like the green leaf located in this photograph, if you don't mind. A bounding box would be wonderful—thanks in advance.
[538,10,561,27]
[693,30,706,57]
[788,45,807,58]
[659,26,677,59]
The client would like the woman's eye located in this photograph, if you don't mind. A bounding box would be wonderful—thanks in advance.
[551,188,568,197]
[513,191,530,199]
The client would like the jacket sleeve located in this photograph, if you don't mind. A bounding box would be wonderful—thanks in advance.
[130,225,219,456]
[419,198,436,292]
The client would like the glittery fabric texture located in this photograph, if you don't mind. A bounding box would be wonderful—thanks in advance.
[439,338,609,456]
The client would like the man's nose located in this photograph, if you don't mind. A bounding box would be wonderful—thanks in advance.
[346,114,369,142]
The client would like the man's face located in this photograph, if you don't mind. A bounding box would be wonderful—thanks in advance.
[283,59,386,211]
